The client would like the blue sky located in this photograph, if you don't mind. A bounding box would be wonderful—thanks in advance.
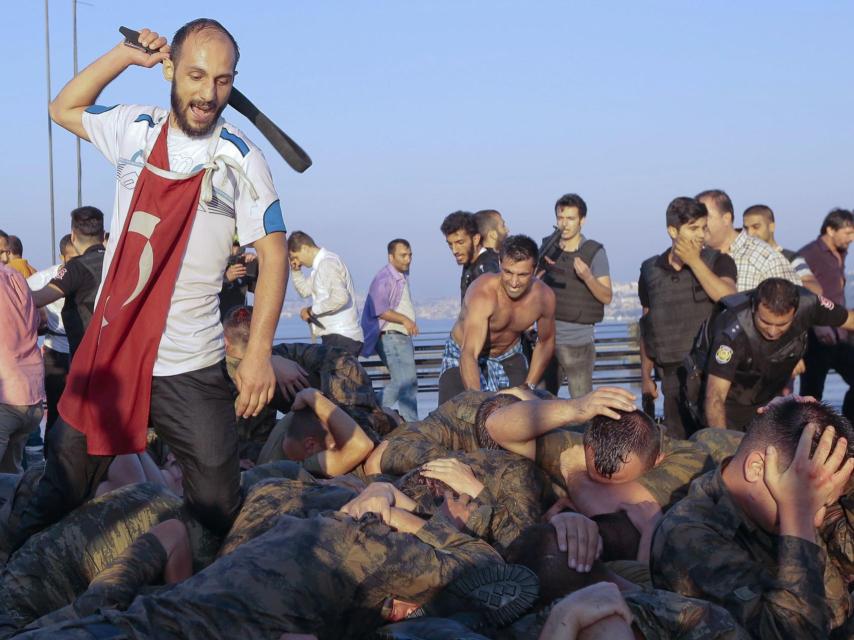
[3,1,853,299]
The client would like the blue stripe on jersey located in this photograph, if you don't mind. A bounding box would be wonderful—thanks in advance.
[263,200,286,235]
[134,114,156,127]
[220,129,250,157]
[85,104,118,115]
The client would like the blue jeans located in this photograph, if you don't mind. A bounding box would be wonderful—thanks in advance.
[376,332,419,422]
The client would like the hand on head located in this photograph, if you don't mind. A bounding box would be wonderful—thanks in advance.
[574,387,636,422]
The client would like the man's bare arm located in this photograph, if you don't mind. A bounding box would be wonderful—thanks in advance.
[49,28,170,140]
[234,232,288,418]
[30,284,64,308]
[688,262,736,303]
[801,274,823,296]
[458,288,494,391]
[308,391,375,476]
[525,288,556,386]
[704,374,732,429]
[586,275,613,305]
[842,310,854,332]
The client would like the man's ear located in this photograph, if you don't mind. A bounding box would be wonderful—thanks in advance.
[666,225,678,240]
[743,451,765,483]
[162,58,175,82]
[472,233,482,249]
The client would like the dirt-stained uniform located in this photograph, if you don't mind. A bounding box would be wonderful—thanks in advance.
[496,587,750,639]
[380,391,497,474]
[398,448,546,556]
[17,510,503,640]
[0,483,219,638]
[535,429,713,510]
[651,465,853,639]
[689,428,744,467]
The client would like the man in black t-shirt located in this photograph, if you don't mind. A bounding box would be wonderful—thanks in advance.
[683,278,854,431]
[31,206,106,359]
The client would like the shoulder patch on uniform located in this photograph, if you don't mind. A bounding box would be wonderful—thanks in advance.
[715,345,734,365]
[819,295,835,310]
[220,129,250,157]
[85,104,118,115]
[54,266,67,281]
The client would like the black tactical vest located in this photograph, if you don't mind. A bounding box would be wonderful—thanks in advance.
[689,292,812,406]
[541,239,605,324]
[639,249,719,366]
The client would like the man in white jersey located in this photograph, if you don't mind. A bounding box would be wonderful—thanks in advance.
[11,19,288,546]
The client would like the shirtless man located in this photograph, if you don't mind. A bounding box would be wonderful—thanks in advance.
[438,234,556,404]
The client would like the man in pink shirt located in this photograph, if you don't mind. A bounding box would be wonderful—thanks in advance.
[0,263,45,473]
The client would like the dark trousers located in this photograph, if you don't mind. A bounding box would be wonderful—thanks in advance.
[437,352,528,405]
[321,333,364,357]
[12,361,241,550]
[800,331,854,422]
[657,365,692,440]
[43,347,70,442]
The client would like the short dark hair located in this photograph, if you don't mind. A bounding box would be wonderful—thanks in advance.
[739,398,854,471]
[287,231,317,253]
[666,197,708,230]
[59,234,73,257]
[387,238,410,255]
[820,208,854,236]
[753,278,799,316]
[171,18,240,69]
[554,193,587,218]
[582,410,661,479]
[743,204,775,223]
[7,235,23,256]
[0,229,7,240]
[440,211,478,238]
[499,234,538,264]
[474,210,502,237]
[695,189,734,221]
[283,409,326,444]
[70,206,105,239]
[222,305,252,348]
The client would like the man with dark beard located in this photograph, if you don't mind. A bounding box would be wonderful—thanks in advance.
[12,19,288,548]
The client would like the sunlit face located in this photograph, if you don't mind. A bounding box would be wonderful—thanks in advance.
[500,257,535,300]
[699,198,732,250]
[827,224,854,251]
[389,244,412,273]
[445,230,478,265]
[555,206,584,242]
[583,446,648,484]
[289,246,313,269]
[753,302,795,341]
[743,214,774,244]
[494,215,510,245]
[668,216,708,246]
[0,236,9,264]
[168,29,236,137]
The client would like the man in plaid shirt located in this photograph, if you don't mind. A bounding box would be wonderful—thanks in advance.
[696,189,801,291]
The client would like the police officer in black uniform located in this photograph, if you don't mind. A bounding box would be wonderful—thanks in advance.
[682,277,854,433]
[638,197,737,437]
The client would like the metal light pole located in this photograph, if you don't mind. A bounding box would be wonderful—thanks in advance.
[45,0,56,263]
[73,0,81,207]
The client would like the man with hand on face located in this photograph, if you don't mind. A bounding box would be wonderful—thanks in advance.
[682,278,854,432]
[13,19,288,547]
[652,399,854,639]
[539,193,612,399]
[639,197,737,437]
[438,235,556,404]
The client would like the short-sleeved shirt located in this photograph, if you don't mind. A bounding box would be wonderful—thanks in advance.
[27,264,69,354]
[554,238,610,346]
[728,231,801,292]
[49,244,105,358]
[638,249,737,307]
[81,104,286,376]
[705,293,848,384]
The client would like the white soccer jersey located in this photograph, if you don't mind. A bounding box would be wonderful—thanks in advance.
[82,104,286,376]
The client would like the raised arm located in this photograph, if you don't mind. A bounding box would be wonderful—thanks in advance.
[50,28,170,140]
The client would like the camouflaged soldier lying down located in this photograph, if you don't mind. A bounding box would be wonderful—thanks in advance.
[16,482,530,640]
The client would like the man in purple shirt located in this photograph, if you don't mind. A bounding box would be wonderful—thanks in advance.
[0,263,45,473]
[799,208,854,421]
[361,239,419,422]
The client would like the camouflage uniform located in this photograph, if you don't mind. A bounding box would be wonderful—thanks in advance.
[17,510,503,640]
[397,449,547,556]
[535,429,713,510]
[689,427,744,467]
[380,391,495,474]
[0,483,219,638]
[651,465,852,639]
[498,587,749,639]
